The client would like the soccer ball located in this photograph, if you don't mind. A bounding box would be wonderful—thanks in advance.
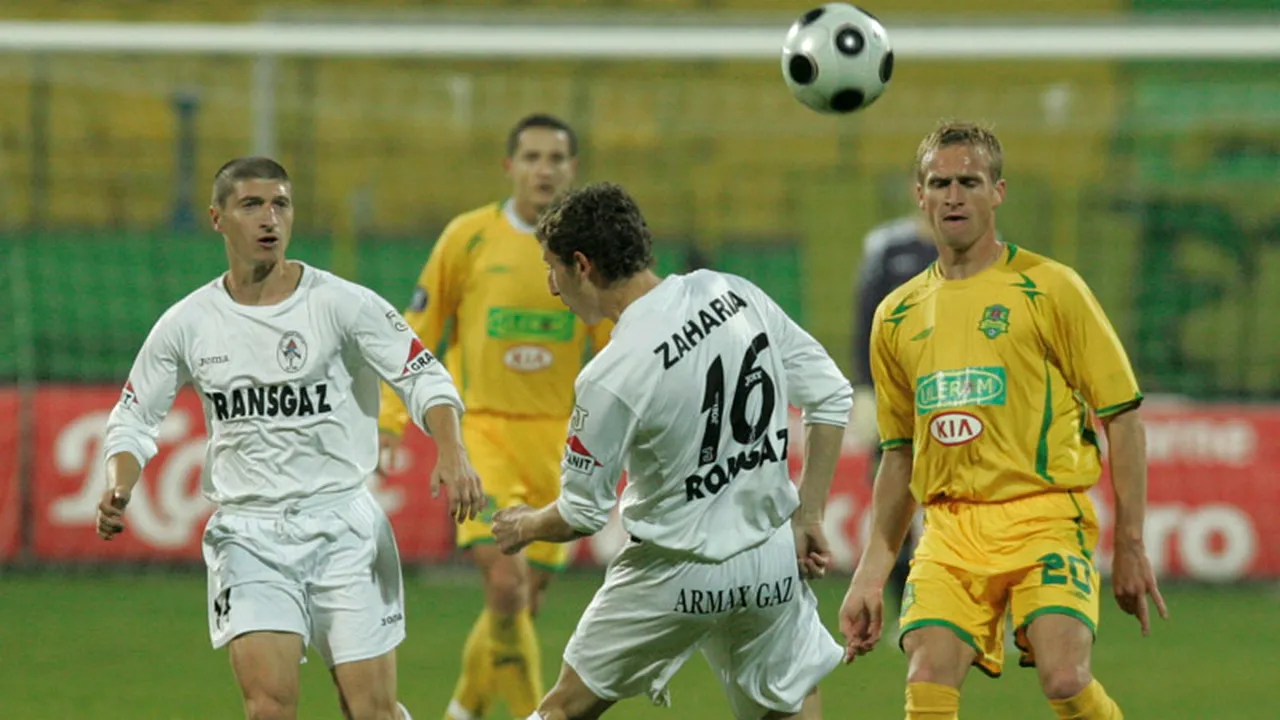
[781,3,894,115]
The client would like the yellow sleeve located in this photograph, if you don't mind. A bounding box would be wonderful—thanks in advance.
[1047,268,1142,417]
[378,221,471,435]
[588,319,614,358]
[870,302,915,449]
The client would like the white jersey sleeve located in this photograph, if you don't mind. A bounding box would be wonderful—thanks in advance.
[341,287,463,436]
[751,284,854,427]
[103,307,192,467]
[555,380,637,535]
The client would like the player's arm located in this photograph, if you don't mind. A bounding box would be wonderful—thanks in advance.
[753,284,853,514]
[492,379,635,554]
[852,311,918,585]
[377,223,467,439]
[1102,408,1147,552]
[751,285,854,576]
[98,315,190,539]
[840,303,917,659]
[1048,269,1166,632]
[347,289,483,522]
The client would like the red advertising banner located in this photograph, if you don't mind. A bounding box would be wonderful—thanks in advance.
[0,388,21,560]
[18,386,1280,582]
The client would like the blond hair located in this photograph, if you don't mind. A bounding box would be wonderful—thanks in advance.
[914,120,1004,182]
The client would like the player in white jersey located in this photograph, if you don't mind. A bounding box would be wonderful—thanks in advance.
[490,183,854,720]
[94,157,484,720]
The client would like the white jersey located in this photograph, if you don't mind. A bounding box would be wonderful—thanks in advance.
[103,262,463,507]
[557,270,853,562]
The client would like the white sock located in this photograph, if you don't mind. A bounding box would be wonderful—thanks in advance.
[397,702,413,720]
[524,714,545,720]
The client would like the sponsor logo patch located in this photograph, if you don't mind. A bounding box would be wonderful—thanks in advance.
[916,366,1007,415]
[503,345,553,372]
[929,411,985,446]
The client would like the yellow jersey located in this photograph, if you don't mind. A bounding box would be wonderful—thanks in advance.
[379,201,612,434]
[871,244,1141,504]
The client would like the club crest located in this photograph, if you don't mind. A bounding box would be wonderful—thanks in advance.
[278,331,308,373]
[978,304,1010,339]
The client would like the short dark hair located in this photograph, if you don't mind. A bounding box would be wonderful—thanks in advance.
[211,157,290,208]
[506,113,578,158]
[536,182,654,285]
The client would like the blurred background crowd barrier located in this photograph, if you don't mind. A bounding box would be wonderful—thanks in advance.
[0,0,1276,582]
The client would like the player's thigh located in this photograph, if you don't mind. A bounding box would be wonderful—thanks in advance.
[229,631,306,713]
[702,526,842,720]
[456,415,527,549]
[308,494,406,668]
[1010,544,1100,673]
[562,542,711,707]
[898,559,1005,680]
[513,416,573,575]
[203,512,312,651]
[470,541,533,615]
[331,649,398,720]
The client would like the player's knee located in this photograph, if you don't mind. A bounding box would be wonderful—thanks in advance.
[484,557,529,613]
[1038,664,1092,700]
[903,632,968,687]
[244,693,296,720]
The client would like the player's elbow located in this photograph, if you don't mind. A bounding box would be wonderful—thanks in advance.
[803,385,854,427]
[1100,405,1143,436]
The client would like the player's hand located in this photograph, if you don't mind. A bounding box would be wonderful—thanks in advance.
[376,430,401,477]
[838,577,884,663]
[96,487,131,540]
[793,521,832,580]
[493,505,536,555]
[431,447,484,524]
[1111,538,1169,636]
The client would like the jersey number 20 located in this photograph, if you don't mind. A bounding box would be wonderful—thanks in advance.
[698,332,776,465]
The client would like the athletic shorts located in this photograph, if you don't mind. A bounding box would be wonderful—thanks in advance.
[201,485,405,667]
[899,491,1101,677]
[456,412,570,572]
[564,522,842,719]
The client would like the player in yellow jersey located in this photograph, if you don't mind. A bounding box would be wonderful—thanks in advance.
[838,121,1168,720]
[378,114,611,720]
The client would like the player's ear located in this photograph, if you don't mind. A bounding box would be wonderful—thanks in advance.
[209,204,222,232]
[502,156,513,177]
[572,250,593,279]
[992,178,1007,208]
[915,183,926,211]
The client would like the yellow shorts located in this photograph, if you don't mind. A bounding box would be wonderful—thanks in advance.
[457,413,571,572]
[898,491,1101,677]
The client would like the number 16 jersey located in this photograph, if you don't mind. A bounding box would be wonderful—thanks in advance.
[554,270,854,563]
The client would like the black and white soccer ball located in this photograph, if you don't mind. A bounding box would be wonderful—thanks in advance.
[781,3,894,115]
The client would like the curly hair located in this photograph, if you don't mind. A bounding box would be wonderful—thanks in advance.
[536,182,654,285]
[914,119,1004,182]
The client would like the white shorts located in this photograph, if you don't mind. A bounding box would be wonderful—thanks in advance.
[201,485,405,667]
[564,522,842,719]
